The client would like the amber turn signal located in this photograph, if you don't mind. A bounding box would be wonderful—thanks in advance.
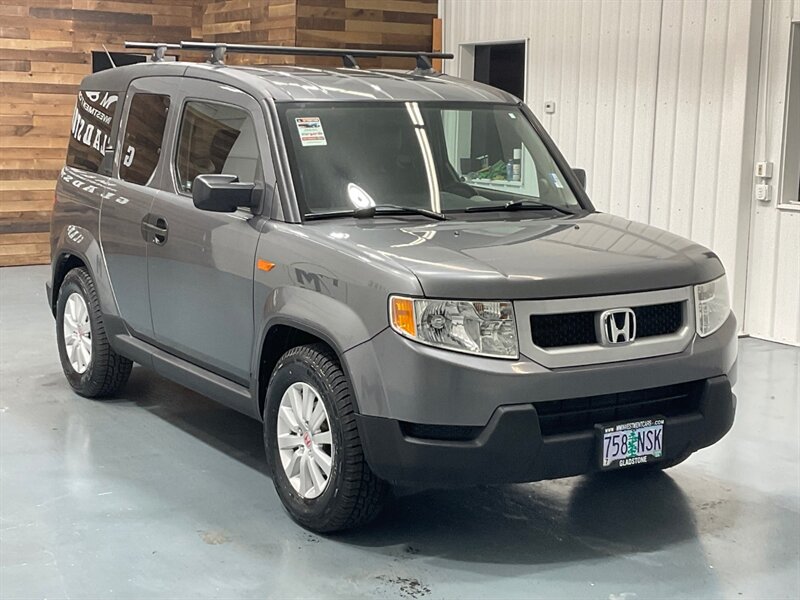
[390,296,416,338]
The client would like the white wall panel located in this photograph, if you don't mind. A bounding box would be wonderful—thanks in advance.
[745,0,800,345]
[442,0,662,222]
[441,0,780,339]
[650,0,760,327]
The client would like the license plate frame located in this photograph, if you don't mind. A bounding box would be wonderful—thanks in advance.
[596,417,665,470]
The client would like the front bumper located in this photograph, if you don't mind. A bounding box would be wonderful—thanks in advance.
[345,313,738,426]
[356,375,736,485]
[344,312,738,485]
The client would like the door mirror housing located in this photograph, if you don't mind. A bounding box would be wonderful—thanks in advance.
[573,168,587,189]
[192,174,256,213]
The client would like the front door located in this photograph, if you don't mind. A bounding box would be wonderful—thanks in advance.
[146,80,273,384]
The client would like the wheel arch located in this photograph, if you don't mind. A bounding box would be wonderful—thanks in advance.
[50,252,89,315]
[50,223,118,322]
[256,318,360,420]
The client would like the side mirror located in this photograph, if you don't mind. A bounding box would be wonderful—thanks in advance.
[573,168,587,189]
[192,174,255,213]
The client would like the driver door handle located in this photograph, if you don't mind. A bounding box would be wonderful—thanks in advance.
[141,213,169,245]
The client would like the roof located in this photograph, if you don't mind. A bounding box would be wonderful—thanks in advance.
[79,61,519,104]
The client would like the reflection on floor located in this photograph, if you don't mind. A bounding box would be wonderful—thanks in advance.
[1,265,798,599]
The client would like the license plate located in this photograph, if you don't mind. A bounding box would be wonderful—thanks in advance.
[598,418,664,469]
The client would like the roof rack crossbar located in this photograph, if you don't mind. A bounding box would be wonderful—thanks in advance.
[124,41,180,62]
[178,41,452,71]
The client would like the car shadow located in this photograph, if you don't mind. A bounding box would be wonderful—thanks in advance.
[120,367,701,567]
[335,471,698,566]
[119,366,269,475]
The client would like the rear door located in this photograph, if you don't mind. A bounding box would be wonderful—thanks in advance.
[100,77,173,339]
[146,79,273,384]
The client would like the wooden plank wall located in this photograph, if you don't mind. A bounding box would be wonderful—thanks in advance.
[0,0,209,266]
[202,0,437,68]
[0,0,438,266]
[295,0,437,69]
[202,0,298,65]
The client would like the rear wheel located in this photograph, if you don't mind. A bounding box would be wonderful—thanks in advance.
[56,267,132,397]
[264,344,388,532]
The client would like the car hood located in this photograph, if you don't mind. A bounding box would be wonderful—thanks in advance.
[308,212,724,299]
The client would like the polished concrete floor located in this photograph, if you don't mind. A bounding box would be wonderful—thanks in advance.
[1,265,798,599]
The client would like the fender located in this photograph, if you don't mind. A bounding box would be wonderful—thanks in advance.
[257,286,376,351]
[253,285,389,416]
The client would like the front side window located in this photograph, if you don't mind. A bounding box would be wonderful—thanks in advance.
[119,93,170,186]
[278,102,580,216]
[175,101,262,193]
[66,90,119,173]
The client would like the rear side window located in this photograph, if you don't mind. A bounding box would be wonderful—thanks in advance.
[175,101,261,193]
[119,93,170,186]
[66,90,119,173]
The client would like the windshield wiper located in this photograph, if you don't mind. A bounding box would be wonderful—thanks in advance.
[464,200,576,216]
[305,204,447,221]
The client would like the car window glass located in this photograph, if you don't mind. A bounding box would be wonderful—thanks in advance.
[66,90,120,173]
[279,102,579,215]
[119,93,170,186]
[175,101,261,193]
[441,108,540,197]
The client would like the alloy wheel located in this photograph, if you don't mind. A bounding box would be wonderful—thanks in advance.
[276,382,334,499]
[63,292,92,374]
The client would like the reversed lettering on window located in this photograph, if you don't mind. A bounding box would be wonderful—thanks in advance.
[66,90,118,173]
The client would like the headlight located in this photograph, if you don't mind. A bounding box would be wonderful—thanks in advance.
[389,296,518,358]
[694,275,731,337]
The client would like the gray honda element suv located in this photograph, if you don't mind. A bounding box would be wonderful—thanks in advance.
[48,43,737,532]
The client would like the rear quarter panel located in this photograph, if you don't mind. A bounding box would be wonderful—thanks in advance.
[51,168,121,320]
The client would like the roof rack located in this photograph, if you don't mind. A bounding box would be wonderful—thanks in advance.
[179,41,452,72]
[124,41,180,62]
[124,40,453,72]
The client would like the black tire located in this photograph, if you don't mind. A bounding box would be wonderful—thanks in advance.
[264,343,388,533]
[56,267,132,398]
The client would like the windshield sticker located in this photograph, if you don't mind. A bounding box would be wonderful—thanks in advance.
[549,172,564,189]
[295,117,327,146]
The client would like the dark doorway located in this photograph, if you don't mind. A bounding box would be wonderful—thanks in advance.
[91,51,147,73]
[473,43,525,99]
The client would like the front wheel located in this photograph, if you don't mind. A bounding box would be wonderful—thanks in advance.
[264,344,388,532]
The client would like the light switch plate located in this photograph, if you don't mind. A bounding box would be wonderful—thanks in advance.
[755,161,773,178]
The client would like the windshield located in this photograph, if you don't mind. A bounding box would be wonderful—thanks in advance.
[278,102,581,216]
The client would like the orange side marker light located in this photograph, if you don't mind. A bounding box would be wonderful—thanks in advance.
[257,259,275,272]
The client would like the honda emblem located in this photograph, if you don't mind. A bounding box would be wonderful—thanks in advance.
[599,308,636,345]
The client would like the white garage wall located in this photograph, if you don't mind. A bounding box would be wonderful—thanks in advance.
[648,0,760,328]
[440,0,768,338]
[745,0,800,345]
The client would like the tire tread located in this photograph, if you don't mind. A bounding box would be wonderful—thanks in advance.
[268,343,388,532]
[58,268,132,397]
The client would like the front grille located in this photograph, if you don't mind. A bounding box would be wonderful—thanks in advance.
[530,311,596,348]
[633,302,683,337]
[530,301,684,349]
[533,381,703,436]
